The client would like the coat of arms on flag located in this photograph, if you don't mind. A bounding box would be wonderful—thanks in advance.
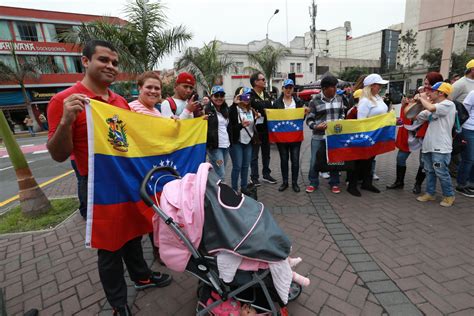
[325,112,396,162]
[266,108,305,143]
[85,99,207,251]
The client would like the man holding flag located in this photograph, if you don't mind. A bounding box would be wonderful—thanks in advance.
[47,40,171,315]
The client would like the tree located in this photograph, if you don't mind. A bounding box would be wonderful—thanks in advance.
[338,66,370,82]
[62,0,192,73]
[0,47,41,130]
[0,111,51,217]
[398,29,419,70]
[420,48,442,72]
[176,40,235,93]
[246,45,291,90]
[450,50,471,78]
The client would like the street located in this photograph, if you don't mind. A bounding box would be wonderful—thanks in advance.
[0,135,72,204]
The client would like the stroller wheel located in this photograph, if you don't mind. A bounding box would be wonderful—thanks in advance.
[288,282,302,302]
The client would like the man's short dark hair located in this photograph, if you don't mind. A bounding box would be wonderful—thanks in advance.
[320,75,338,89]
[250,72,263,88]
[82,40,117,59]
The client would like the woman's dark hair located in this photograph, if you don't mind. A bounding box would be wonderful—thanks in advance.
[234,86,243,97]
[136,71,162,88]
[82,40,117,59]
[425,72,444,86]
[353,75,367,91]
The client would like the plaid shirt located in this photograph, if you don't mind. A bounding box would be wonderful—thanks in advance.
[306,93,345,140]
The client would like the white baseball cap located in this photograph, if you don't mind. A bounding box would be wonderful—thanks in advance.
[363,74,388,86]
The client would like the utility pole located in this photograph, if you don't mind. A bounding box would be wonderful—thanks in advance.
[309,0,317,81]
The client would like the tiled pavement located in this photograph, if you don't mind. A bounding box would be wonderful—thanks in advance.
[1,129,473,315]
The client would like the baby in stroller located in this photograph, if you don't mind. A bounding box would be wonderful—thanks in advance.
[140,163,309,315]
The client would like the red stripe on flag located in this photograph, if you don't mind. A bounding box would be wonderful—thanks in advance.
[90,199,155,251]
[328,141,396,162]
[269,131,304,143]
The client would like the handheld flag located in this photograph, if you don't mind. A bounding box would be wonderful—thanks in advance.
[326,112,396,162]
[266,108,305,143]
[85,99,207,251]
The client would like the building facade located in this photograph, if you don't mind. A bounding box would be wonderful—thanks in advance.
[0,6,126,131]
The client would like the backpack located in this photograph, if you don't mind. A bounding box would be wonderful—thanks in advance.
[166,97,177,115]
[453,100,469,127]
[451,100,469,155]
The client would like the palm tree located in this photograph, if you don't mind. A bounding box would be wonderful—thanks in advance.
[0,111,51,217]
[0,47,40,130]
[176,40,235,93]
[246,45,290,90]
[61,0,192,74]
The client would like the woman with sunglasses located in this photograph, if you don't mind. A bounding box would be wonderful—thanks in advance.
[273,79,306,192]
[204,86,230,181]
[228,87,260,194]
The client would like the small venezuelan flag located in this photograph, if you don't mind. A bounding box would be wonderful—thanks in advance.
[326,112,396,162]
[85,99,207,251]
[266,108,305,143]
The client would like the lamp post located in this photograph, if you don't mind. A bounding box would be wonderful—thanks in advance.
[266,9,280,42]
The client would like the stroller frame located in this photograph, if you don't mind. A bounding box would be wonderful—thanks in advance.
[140,166,285,315]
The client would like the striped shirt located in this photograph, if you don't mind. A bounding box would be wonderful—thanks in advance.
[128,99,162,117]
[306,93,345,140]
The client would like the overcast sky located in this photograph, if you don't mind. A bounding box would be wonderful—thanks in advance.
[2,0,406,68]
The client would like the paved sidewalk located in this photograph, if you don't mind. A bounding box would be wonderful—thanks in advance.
[1,129,473,315]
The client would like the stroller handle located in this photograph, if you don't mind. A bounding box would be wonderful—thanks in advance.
[140,166,180,207]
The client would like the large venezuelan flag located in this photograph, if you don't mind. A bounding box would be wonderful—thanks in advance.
[266,108,305,143]
[326,112,396,162]
[85,100,207,251]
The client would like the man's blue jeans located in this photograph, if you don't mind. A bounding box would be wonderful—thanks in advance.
[457,128,474,187]
[422,152,454,197]
[207,148,229,181]
[308,138,340,187]
[229,142,253,191]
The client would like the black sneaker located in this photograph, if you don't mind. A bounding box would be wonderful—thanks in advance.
[455,186,474,198]
[112,304,132,316]
[134,271,172,290]
[262,175,277,184]
[250,179,261,187]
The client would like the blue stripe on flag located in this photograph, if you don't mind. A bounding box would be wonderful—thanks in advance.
[326,125,396,149]
[267,119,304,133]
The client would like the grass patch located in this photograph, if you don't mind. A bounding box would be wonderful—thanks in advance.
[0,198,79,234]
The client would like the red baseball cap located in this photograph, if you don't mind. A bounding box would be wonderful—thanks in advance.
[176,72,195,86]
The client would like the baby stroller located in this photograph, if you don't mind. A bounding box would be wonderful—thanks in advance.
[140,163,303,315]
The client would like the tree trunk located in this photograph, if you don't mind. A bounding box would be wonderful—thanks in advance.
[0,110,51,217]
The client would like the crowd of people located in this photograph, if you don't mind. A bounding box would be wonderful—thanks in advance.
[43,39,473,315]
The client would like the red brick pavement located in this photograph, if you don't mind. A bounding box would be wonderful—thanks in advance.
[1,128,473,315]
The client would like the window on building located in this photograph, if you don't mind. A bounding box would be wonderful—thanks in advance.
[326,39,329,46]
[309,63,314,73]
[316,66,329,74]
[0,55,15,69]
[65,56,83,73]
[296,63,301,73]
[290,63,295,73]
[0,21,12,40]
[416,78,423,88]
[235,61,244,73]
[53,56,66,73]
[43,24,58,42]
[14,22,43,42]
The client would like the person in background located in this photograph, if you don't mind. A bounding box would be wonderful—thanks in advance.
[306,75,345,194]
[415,82,456,207]
[201,95,210,107]
[229,87,260,194]
[205,85,230,182]
[346,74,389,197]
[38,112,48,130]
[273,79,306,192]
[455,90,474,197]
[249,72,277,186]
[450,74,461,84]
[160,72,200,119]
[451,59,474,103]
[129,71,163,117]
[46,40,172,316]
[23,115,35,136]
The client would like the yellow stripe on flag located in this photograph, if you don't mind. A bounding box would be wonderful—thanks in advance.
[326,111,396,136]
[266,108,305,121]
[89,99,207,157]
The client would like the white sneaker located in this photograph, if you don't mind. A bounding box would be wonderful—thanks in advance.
[373,173,380,180]
[320,172,330,179]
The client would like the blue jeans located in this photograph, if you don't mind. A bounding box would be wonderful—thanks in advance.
[207,148,229,181]
[457,128,474,187]
[396,150,424,167]
[422,152,454,197]
[27,126,35,136]
[308,138,340,187]
[229,142,253,191]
